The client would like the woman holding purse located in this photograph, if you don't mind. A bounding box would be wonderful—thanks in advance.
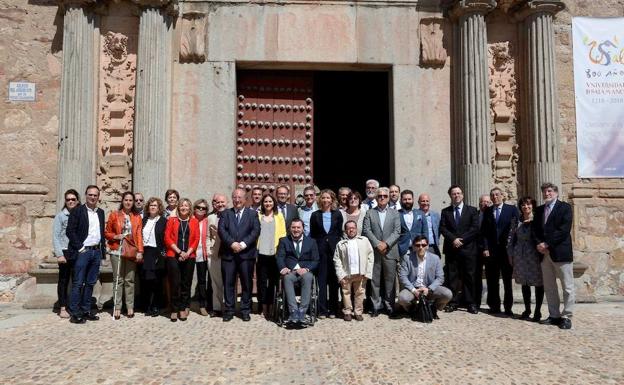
[164,198,199,322]
[141,197,167,317]
[105,191,144,320]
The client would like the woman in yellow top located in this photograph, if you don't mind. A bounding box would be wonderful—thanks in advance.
[256,193,287,319]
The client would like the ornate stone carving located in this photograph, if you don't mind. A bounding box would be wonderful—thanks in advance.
[420,18,447,67]
[488,41,518,200]
[489,41,516,122]
[179,12,206,63]
[511,0,565,21]
[443,0,497,20]
[97,23,138,211]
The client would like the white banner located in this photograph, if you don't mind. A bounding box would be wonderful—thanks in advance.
[573,17,624,178]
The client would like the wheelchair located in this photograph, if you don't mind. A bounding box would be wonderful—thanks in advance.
[272,273,318,327]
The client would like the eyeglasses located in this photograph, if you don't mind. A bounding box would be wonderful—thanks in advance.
[65,198,77,202]
[86,194,98,197]
[304,194,315,197]
[195,207,207,211]
[414,243,428,248]
[378,195,389,198]
[135,199,144,202]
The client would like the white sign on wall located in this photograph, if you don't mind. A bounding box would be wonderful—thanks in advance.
[8,82,36,101]
[572,17,624,178]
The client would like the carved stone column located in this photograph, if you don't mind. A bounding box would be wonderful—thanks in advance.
[57,0,97,206]
[132,1,174,199]
[514,0,565,201]
[446,0,496,206]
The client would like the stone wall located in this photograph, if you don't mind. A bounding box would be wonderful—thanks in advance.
[0,0,60,300]
[556,0,624,298]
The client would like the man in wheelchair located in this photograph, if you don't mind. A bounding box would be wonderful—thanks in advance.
[276,219,320,325]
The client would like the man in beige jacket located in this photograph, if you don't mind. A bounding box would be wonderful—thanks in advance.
[333,220,374,321]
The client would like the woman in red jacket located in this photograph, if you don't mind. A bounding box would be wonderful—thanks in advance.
[164,198,199,322]
[105,191,144,320]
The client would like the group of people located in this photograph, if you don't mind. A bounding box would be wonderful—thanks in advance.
[52,179,575,330]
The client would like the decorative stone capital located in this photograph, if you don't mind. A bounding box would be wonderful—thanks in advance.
[442,0,497,21]
[511,0,565,21]
[58,0,95,12]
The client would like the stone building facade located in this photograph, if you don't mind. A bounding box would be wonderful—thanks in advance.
[0,0,623,302]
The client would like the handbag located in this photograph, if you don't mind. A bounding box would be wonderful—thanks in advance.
[414,293,434,323]
[121,236,138,261]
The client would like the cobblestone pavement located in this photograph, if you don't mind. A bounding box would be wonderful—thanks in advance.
[1,303,623,385]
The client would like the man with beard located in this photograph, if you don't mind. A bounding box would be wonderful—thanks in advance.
[397,189,426,257]
[361,179,379,212]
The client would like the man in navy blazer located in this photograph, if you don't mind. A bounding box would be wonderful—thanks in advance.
[439,185,480,314]
[397,190,427,257]
[416,193,441,256]
[481,187,520,315]
[65,185,106,324]
[276,185,300,229]
[218,188,261,322]
[533,182,574,330]
[277,219,319,324]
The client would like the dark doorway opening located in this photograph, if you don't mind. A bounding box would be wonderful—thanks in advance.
[313,71,391,194]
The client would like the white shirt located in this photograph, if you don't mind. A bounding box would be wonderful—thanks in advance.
[402,210,414,231]
[415,254,427,288]
[292,237,303,270]
[196,222,205,262]
[377,206,388,229]
[83,206,101,247]
[346,239,360,275]
[142,216,159,248]
[492,203,503,220]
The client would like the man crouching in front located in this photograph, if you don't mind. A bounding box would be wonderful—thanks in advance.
[276,219,319,325]
[398,235,452,320]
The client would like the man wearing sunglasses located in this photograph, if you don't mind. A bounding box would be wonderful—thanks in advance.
[398,235,452,320]
[134,192,145,218]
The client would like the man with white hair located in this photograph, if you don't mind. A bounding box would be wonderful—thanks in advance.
[362,179,379,212]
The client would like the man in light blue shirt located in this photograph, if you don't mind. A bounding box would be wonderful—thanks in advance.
[298,185,318,236]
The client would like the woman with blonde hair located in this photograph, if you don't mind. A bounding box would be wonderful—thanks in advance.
[310,189,343,318]
[164,198,199,321]
[256,193,287,318]
[193,198,213,316]
[105,191,144,320]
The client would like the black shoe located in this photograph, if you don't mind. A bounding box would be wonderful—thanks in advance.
[389,311,403,319]
[241,313,251,322]
[223,314,234,322]
[210,310,222,318]
[559,318,572,330]
[467,305,478,314]
[531,312,542,323]
[83,313,100,321]
[432,307,439,320]
[370,309,380,317]
[287,313,299,324]
[519,310,531,320]
[503,310,514,317]
[539,317,562,326]
[487,307,502,314]
[444,304,457,313]
[151,308,160,317]
[69,316,86,324]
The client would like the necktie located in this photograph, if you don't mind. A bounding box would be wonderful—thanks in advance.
[280,205,286,217]
[368,200,373,209]
[495,206,501,223]
[236,210,241,223]
[295,240,301,257]
[454,206,461,226]
[544,205,551,224]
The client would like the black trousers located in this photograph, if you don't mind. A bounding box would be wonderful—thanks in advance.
[195,260,213,311]
[167,257,195,312]
[485,249,513,312]
[317,239,339,316]
[221,256,255,316]
[446,252,477,306]
[256,255,278,305]
[56,250,74,308]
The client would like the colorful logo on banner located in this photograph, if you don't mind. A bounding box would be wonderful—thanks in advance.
[573,18,624,178]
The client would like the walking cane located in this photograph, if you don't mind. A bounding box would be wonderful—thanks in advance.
[112,238,123,319]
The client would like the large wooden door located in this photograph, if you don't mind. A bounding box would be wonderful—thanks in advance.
[236,71,313,201]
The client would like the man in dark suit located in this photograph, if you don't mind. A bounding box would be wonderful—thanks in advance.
[66,185,106,324]
[217,188,261,322]
[533,182,574,330]
[481,187,520,315]
[277,218,319,324]
[439,185,480,314]
[475,194,492,310]
[397,189,427,257]
[276,184,300,229]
